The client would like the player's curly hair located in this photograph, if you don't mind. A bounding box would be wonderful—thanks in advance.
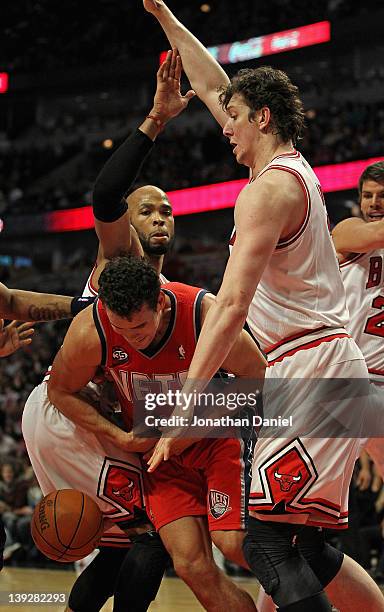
[219,66,305,144]
[98,255,160,318]
[358,162,384,200]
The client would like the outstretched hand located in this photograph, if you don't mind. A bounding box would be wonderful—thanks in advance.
[151,49,195,123]
[0,320,34,357]
[143,0,164,14]
[146,435,198,472]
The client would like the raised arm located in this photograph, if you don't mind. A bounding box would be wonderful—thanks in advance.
[143,0,230,127]
[332,217,384,258]
[93,49,195,265]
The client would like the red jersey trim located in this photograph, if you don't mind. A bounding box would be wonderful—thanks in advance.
[264,326,350,365]
[339,252,366,268]
[268,332,350,366]
[265,325,331,354]
[249,497,347,521]
[368,368,384,377]
[87,263,98,296]
[256,164,310,249]
[248,504,349,525]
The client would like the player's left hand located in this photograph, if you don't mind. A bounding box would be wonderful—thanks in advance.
[151,49,195,123]
[146,435,198,472]
[0,320,34,357]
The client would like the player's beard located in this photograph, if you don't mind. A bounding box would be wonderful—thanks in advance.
[139,233,174,256]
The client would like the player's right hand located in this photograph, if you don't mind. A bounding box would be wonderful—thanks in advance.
[150,49,195,124]
[0,320,34,357]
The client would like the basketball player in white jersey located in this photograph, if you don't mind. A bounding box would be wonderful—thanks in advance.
[333,161,384,477]
[144,2,384,611]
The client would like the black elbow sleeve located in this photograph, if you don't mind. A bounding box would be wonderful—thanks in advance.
[92,128,154,223]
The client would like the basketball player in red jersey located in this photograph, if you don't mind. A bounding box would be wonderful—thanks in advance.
[23,51,194,612]
[144,2,384,611]
[47,255,265,612]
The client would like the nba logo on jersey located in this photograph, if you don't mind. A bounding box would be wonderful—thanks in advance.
[178,345,186,359]
[209,490,231,518]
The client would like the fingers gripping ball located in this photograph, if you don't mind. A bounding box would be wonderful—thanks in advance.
[31,490,104,562]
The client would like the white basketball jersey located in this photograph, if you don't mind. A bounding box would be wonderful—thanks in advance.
[230,151,348,357]
[340,249,384,382]
[82,264,99,297]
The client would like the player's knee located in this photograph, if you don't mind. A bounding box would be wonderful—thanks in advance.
[211,530,245,565]
[243,529,280,596]
[296,527,344,588]
[172,553,217,585]
[243,518,326,608]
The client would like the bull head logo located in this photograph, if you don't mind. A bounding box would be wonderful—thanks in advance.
[112,479,134,502]
[274,470,302,492]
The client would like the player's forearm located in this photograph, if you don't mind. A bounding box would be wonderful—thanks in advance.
[0,287,73,321]
[48,387,127,449]
[153,3,229,103]
[92,129,154,224]
[124,432,156,453]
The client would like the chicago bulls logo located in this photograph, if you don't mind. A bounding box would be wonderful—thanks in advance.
[209,490,231,519]
[112,479,134,502]
[265,447,311,508]
[274,470,302,492]
[98,458,145,519]
[249,440,347,522]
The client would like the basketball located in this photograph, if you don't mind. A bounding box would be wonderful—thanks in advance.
[31,489,104,563]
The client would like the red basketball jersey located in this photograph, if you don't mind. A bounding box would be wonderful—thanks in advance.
[93,282,207,430]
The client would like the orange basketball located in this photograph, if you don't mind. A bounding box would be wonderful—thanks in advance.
[31,489,104,562]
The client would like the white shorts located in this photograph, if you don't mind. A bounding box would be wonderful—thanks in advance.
[361,380,384,478]
[22,382,146,546]
[249,336,370,529]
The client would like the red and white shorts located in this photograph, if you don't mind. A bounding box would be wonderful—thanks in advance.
[22,382,145,547]
[144,437,250,532]
[249,335,369,529]
[361,377,384,478]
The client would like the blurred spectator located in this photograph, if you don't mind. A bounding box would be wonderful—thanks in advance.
[0,459,41,563]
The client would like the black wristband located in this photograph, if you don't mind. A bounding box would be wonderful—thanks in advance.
[93,128,154,223]
[71,296,96,316]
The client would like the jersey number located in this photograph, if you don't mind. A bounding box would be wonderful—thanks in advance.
[366,256,383,289]
[364,296,384,338]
